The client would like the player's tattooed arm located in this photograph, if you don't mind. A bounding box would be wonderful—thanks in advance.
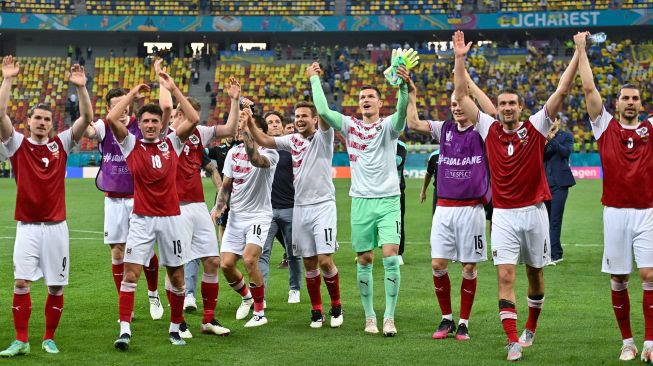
[575,31,603,121]
[70,64,94,142]
[155,59,173,130]
[246,111,277,149]
[211,176,232,223]
[215,77,241,138]
[0,56,19,141]
[159,70,199,142]
[452,31,480,125]
[107,84,150,143]
[241,108,271,168]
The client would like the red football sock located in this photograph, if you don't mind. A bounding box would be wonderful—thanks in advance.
[250,284,265,313]
[13,292,31,342]
[170,289,185,325]
[459,272,477,321]
[229,276,251,298]
[433,270,452,317]
[499,300,519,343]
[643,284,653,341]
[201,281,219,324]
[44,294,64,340]
[612,281,632,340]
[119,282,136,323]
[525,296,544,332]
[111,261,124,294]
[143,254,159,292]
[323,268,341,308]
[305,270,323,312]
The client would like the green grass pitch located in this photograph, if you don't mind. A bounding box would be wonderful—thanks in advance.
[0,178,639,365]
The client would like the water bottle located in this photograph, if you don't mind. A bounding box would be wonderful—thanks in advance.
[587,32,607,45]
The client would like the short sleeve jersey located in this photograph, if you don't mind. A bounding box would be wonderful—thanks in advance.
[176,125,216,203]
[4,129,75,222]
[120,132,184,216]
[475,109,551,209]
[340,116,400,198]
[222,143,279,217]
[274,128,335,206]
[591,108,653,208]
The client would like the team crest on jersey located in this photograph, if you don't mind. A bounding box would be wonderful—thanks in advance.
[157,141,169,152]
[47,141,59,153]
[446,130,453,142]
[375,125,382,131]
[517,127,529,145]
[188,135,200,145]
[636,127,649,140]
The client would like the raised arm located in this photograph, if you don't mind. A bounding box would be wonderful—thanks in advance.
[544,48,579,118]
[0,56,19,141]
[405,75,432,135]
[155,59,173,129]
[575,32,603,121]
[452,31,480,125]
[69,64,93,142]
[467,71,497,116]
[392,66,410,132]
[158,71,199,142]
[107,84,150,143]
[246,112,277,149]
[215,77,241,138]
[307,62,344,130]
[240,109,271,168]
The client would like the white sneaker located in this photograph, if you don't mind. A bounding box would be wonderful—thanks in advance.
[244,314,268,328]
[364,317,379,334]
[288,290,300,304]
[330,306,343,328]
[183,293,197,312]
[236,297,253,320]
[201,319,231,336]
[179,322,193,339]
[383,317,397,337]
[620,343,638,361]
[149,294,164,320]
[398,255,404,266]
[519,329,535,347]
[310,310,324,329]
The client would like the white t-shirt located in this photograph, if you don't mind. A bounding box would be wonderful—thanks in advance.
[223,143,279,217]
[4,128,75,157]
[274,128,335,206]
[119,131,184,158]
[340,115,401,198]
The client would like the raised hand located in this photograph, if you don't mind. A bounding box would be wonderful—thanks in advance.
[158,71,177,92]
[153,58,166,75]
[573,31,590,50]
[69,64,87,87]
[129,83,151,98]
[240,97,254,109]
[452,31,472,58]
[2,55,20,79]
[227,77,241,100]
[306,62,322,78]
[396,66,411,87]
[239,108,252,132]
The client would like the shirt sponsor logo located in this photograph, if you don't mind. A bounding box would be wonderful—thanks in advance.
[444,169,472,179]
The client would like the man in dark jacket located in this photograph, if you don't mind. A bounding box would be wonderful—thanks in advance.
[544,120,576,265]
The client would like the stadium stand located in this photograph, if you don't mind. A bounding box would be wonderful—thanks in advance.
[497,0,653,12]
[86,0,200,15]
[347,0,462,15]
[6,57,70,134]
[0,0,74,14]
[211,0,335,15]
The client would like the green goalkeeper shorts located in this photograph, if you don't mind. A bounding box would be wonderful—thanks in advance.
[351,196,401,253]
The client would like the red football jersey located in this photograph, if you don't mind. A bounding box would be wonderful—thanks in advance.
[125,135,181,216]
[176,126,214,203]
[8,132,71,222]
[477,111,551,209]
[594,110,653,208]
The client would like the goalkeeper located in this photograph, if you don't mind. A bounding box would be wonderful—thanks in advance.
[307,48,417,337]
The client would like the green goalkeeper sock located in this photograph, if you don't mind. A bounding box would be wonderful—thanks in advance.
[357,263,375,319]
[383,256,401,319]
